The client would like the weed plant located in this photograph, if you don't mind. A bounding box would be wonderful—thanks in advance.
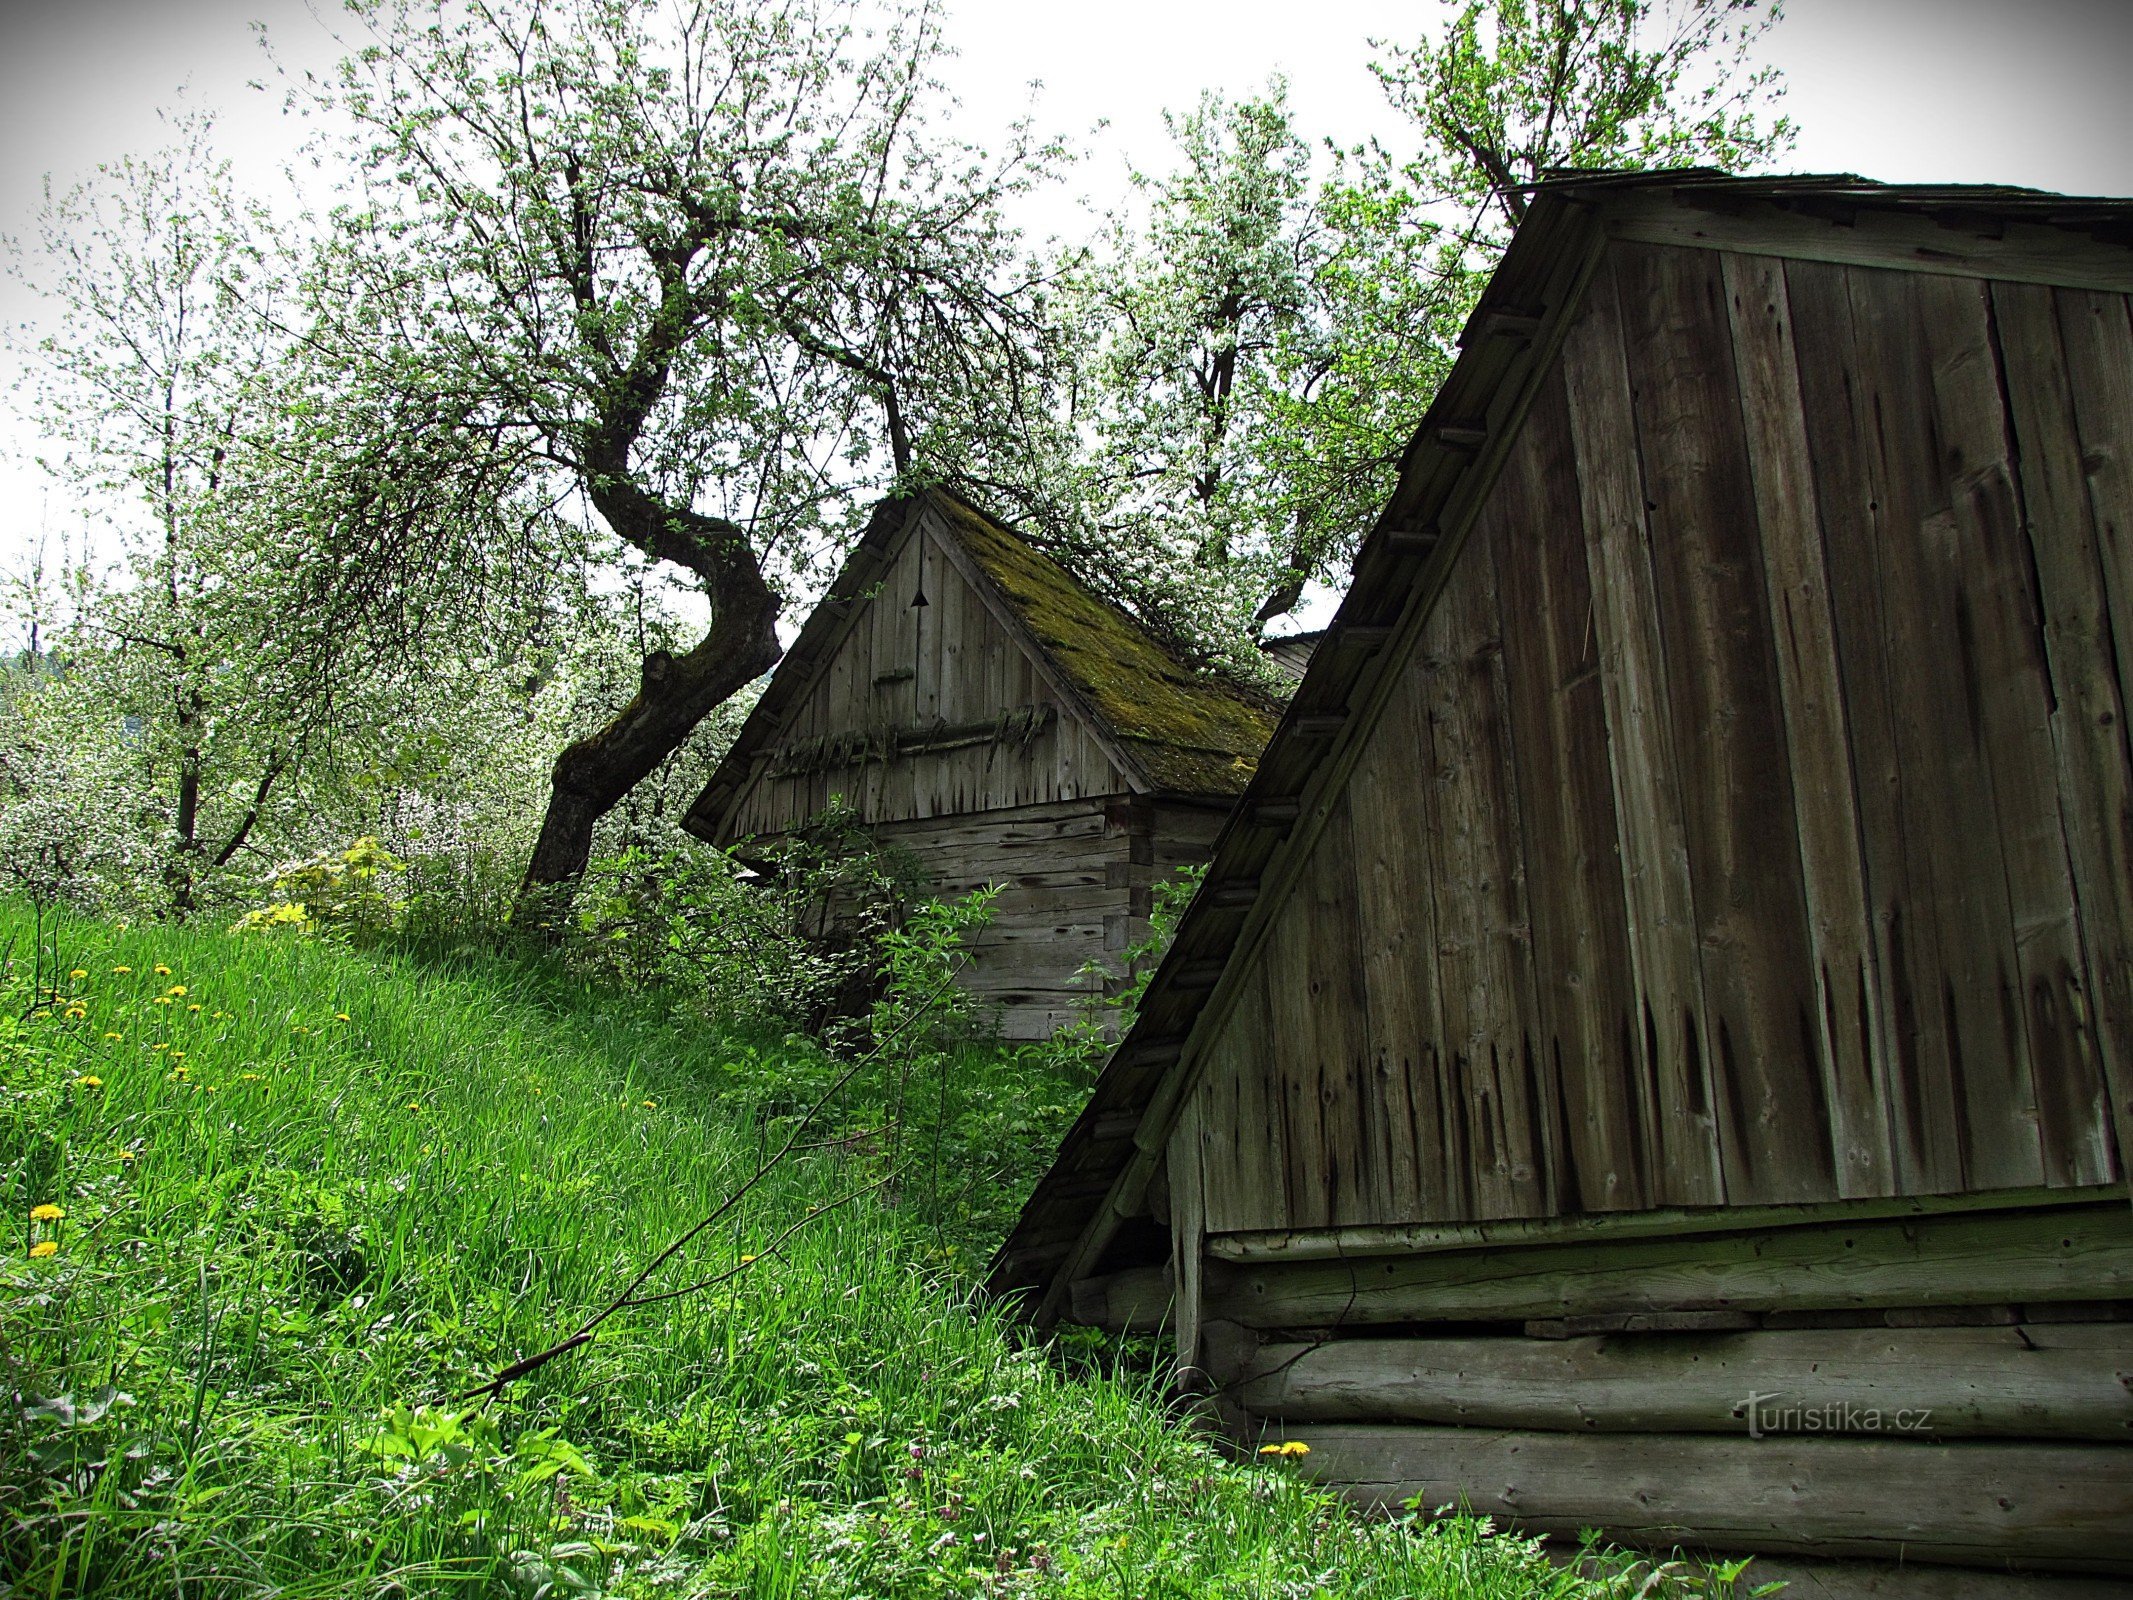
[3,905,1745,1597]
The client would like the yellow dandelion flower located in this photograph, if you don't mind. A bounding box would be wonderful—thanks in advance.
[335,1012,350,1022]
[1257,1443,1284,1456]
[641,1098,657,1109]
[117,1150,137,1163]
[29,1241,57,1259]
[29,1204,64,1223]
[405,1102,423,1114]
[738,1253,759,1265]
[76,1075,103,1090]
[153,997,172,1007]
[241,1072,261,1081]
[153,965,172,977]
[64,1006,87,1020]
[187,1004,202,1013]
[1281,1441,1311,1457]
[152,1043,169,1053]
[167,985,187,997]
[68,968,87,981]
[112,965,132,975]
[170,1051,185,1062]
[169,1067,188,1082]
[103,1032,123,1042]
[205,1084,218,1093]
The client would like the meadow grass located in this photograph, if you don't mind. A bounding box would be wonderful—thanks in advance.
[2,906,1738,1597]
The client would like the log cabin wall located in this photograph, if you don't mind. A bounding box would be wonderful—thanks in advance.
[1187,237,2132,1236]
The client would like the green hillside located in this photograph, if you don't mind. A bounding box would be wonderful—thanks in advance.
[2,908,1725,1597]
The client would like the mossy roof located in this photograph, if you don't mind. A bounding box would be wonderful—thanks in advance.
[927,494,1279,796]
[681,490,1280,842]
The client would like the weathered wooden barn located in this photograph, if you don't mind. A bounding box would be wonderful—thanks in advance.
[994,173,2133,1594]
[682,488,1280,1039]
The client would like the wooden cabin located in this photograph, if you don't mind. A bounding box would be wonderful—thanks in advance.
[681,488,1280,1039]
[994,173,2133,1594]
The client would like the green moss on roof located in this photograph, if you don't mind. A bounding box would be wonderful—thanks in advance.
[931,494,1279,797]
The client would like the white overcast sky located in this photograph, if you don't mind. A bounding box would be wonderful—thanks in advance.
[2,0,2130,586]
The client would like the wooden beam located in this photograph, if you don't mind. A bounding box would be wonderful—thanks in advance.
[1204,1204,2133,1328]
[1229,1324,2133,1440]
[1704,1553,2133,1600]
[1289,1425,2133,1570]
[1203,1184,2124,1263]
[1604,190,2133,296]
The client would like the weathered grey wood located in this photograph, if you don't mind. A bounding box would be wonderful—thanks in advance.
[1991,279,2133,1192]
[1724,249,1893,1199]
[1206,1204,2133,1328]
[1616,241,1828,1207]
[1293,1424,2133,1569]
[1560,246,1722,1207]
[1202,1182,2121,1262]
[1911,271,2070,1191]
[1490,370,1650,1214]
[1168,1097,1207,1385]
[1604,189,2133,296]
[2052,287,2133,1184]
[1231,1324,2133,1439]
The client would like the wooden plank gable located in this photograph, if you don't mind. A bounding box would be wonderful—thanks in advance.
[719,503,1133,838]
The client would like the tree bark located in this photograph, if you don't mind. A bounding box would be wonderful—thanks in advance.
[511,476,782,930]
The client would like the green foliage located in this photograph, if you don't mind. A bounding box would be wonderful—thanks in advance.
[231,834,409,939]
[0,905,1749,1599]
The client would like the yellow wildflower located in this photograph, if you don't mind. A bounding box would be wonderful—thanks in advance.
[64,1006,87,1020]
[103,1032,123,1042]
[1256,1443,1283,1456]
[117,1150,137,1163]
[154,965,172,977]
[169,1067,189,1081]
[205,1084,218,1094]
[68,968,87,981]
[170,1051,185,1063]
[112,965,132,975]
[29,1204,63,1223]
[406,1102,424,1114]
[76,1075,103,1090]
[1281,1441,1310,1457]
[152,1043,169,1053]
[241,1072,261,1081]
[641,1098,657,1109]
[739,1253,759,1265]
[29,1241,57,1260]
[335,1012,350,1022]
[187,1004,202,1013]
[167,985,187,997]
[153,997,172,1007]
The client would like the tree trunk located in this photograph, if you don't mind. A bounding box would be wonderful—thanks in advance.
[512,481,782,931]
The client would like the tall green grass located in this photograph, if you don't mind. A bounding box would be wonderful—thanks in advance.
[2,907,1734,1597]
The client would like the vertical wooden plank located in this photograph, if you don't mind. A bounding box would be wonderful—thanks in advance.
[1907,271,2072,1193]
[1490,369,1652,1214]
[1839,264,2042,1193]
[1346,663,1438,1225]
[1168,1092,1206,1384]
[1723,250,1896,1199]
[1419,551,1551,1220]
[1263,889,1333,1229]
[1784,259,1959,1196]
[1614,241,1830,1208]
[1305,802,1382,1227]
[1559,247,1723,1209]
[1988,281,2130,1188]
[2050,286,2133,1186]
[1199,959,1291,1233]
